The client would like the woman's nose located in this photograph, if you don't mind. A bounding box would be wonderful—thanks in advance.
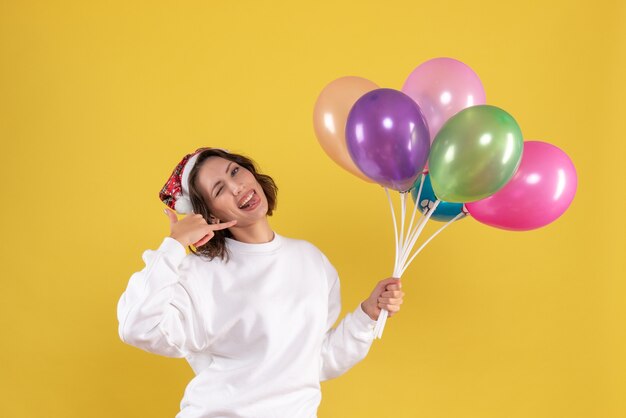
[231,182,244,195]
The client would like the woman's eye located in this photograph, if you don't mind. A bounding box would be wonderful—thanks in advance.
[216,187,223,197]
[231,167,239,176]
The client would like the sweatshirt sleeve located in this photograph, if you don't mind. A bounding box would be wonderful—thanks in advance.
[117,237,210,358]
[319,252,377,381]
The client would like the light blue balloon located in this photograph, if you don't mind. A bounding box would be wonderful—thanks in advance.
[411,173,466,222]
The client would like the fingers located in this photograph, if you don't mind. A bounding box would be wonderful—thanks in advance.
[377,295,403,309]
[375,277,400,293]
[381,290,404,298]
[377,302,401,312]
[167,212,237,248]
[210,220,238,230]
[192,219,236,247]
[385,278,402,291]
[376,277,404,318]
[378,306,400,318]
[163,207,179,224]
[378,296,403,305]
[193,233,213,248]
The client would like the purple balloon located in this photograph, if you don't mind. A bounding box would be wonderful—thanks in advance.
[345,88,430,192]
[465,141,577,231]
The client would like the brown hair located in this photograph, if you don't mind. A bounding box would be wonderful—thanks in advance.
[187,148,278,262]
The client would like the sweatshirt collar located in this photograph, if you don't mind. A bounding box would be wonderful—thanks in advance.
[225,231,282,254]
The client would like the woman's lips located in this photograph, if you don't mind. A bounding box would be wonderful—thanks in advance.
[239,190,260,210]
[238,190,255,207]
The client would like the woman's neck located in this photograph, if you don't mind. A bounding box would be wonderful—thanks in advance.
[229,218,275,244]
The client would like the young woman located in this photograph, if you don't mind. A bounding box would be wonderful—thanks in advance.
[117,147,404,418]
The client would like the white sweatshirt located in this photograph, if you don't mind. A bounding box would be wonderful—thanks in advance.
[117,232,378,418]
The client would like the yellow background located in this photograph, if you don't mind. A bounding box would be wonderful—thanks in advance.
[1,1,624,417]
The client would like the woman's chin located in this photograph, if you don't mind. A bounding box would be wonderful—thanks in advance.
[234,208,268,226]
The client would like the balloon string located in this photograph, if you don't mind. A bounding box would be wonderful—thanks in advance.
[399,200,440,271]
[400,206,427,270]
[376,188,401,339]
[399,192,406,264]
[384,187,399,272]
[402,173,425,261]
[377,197,464,338]
[375,309,388,339]
[399,211,465,277]
[376,181,424,339]
[398,222,423,273]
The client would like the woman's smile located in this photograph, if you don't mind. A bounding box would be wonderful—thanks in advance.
[238,190,261,210]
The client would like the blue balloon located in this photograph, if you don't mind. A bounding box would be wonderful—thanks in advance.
[411,173,465,222]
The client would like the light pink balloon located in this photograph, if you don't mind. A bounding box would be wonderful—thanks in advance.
[402,57,486,143]
[465,141,577,231]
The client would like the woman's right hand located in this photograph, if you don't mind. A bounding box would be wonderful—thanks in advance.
[164,208,237,248]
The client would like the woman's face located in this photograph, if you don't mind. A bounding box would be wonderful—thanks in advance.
[196,156,269,226]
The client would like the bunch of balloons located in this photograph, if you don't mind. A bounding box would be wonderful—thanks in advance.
[313,57,577,338]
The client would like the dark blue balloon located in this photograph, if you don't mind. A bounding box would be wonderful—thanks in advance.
[411,173,465,222]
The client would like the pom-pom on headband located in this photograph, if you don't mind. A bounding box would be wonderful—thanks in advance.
[159,147,230,215]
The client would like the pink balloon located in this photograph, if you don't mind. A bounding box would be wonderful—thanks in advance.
[402,57,486,143]
[465,141,577,231]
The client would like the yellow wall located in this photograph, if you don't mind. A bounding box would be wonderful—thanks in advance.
[1,1,624,417]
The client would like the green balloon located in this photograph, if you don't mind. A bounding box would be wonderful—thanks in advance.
[429,105,523,203]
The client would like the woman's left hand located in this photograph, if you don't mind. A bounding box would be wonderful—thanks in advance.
[361,277,404,321]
